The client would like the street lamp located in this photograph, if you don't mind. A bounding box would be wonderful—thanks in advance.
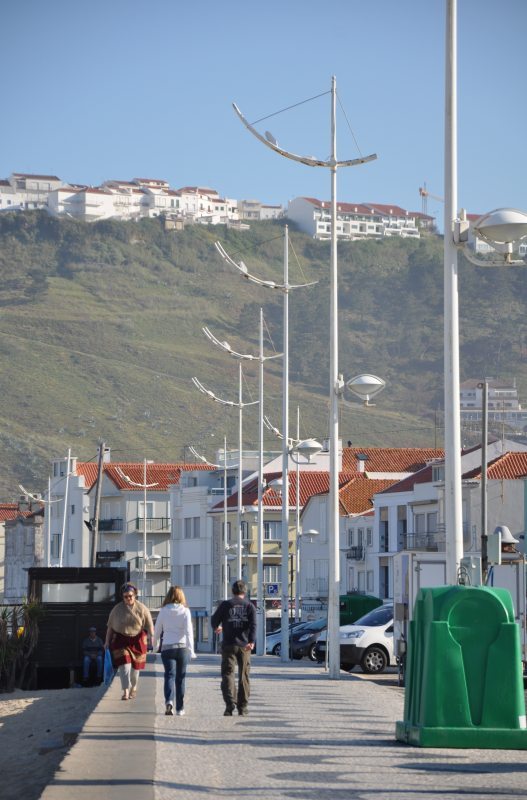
[444,0,527,583]
[192,369,258,579]
[233,77,376,679]
[19,480,62,567]
[116,460,157,600]
[202,312,282,655]
[216,226,317,660]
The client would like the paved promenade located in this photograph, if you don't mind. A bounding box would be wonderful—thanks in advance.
[41,654,527,800]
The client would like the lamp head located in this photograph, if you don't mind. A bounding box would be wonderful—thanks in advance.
[494,524,518,545]
[473,208,527,246]
[294,438,323,463]
[346,374,385,405]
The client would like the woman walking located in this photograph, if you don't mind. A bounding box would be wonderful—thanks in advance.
[105,582,154,701]
[153,585,195,716]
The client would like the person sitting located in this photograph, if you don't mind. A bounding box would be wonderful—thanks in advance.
[82,627,104,684]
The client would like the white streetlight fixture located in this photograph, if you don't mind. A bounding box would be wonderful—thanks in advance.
[192,369,258,580]
[216,227,317,659]
[116,460,157,601]
[345,374,386,407]
[233,77,376,679]
[203,312,282,655]
[443,0,527,584]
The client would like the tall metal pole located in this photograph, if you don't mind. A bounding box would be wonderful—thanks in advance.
[223,435,229,599]
[281,226,291,661]
[59,448,71,567]
[328,75,341,679]
[480,380,489,578]
[237,364,243,580]
[256,308,265,655]
[143,458,148,599]
[46,475,52,567]
[444,0,464,584]
[295,406,301,622]
[91,442,105,567]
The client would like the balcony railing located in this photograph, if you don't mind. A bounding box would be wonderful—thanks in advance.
[99,518,124,532]
[128,517,171,533]
[346,546,365,561]
[130,555,170,571]
[139,595,165,610]
[403,532,446,552]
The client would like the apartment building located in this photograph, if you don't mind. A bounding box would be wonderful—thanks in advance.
[287,197,421,241]
[460,378,527,432]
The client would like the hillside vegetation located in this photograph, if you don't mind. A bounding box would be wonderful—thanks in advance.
[0,211,525,499]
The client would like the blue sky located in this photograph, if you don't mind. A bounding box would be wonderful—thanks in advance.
[2,0,526,222]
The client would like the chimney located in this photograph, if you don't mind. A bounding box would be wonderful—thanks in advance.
[356,453,368,473]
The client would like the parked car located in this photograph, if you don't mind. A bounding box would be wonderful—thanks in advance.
[290,617,327,661]
[266,622,307,656]
[315,603,394,674]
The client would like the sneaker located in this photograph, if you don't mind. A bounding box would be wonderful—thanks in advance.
[238,706,248,716]
[165,704,174,716]
[176,709,186,716]
[223,705,236,716]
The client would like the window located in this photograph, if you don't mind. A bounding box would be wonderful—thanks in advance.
[193,565,200,585]
[51,534,61,559]
[264,521,282,540]
[358,571,366,591]
[70,539,75,554]
[139,501,154,519]
[184,517,200,539]
[241,521,249,540]
[263,564,281,583]
[366,528,373,547]
[357,528,364,546]
[347,529,353,548]
[184,564,200,585]
[367,570,374,592]
[71,504,75,515]
[379,507,389,552]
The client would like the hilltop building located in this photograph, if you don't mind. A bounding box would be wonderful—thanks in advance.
[460,378,527,433]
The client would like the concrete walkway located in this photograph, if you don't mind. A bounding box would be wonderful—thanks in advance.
[41,654,527,800]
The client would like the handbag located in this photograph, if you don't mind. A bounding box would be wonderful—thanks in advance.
[103,648,115,686]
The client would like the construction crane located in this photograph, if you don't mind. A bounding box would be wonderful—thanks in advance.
[419,183,444,216]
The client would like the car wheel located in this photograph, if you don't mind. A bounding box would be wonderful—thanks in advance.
[308,643,318,662]
[360,646,388,674]
[272,643,281,657]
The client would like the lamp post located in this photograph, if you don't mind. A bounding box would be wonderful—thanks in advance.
[216,228,316,660]
[116,460,157,600]
[202,313,282,654]
[19,479,62,567]
[233,76,376,678]
[444,0,527,583]
[192,368,258,581]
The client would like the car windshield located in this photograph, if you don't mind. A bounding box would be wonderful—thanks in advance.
[354,605,393,626]
[268,622,306,638]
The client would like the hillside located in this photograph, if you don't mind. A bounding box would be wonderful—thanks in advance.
[0,211,525,500]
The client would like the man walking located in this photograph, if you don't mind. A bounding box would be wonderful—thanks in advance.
[211,580,257,716]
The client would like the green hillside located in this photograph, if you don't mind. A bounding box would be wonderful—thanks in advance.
[0,211,525,500]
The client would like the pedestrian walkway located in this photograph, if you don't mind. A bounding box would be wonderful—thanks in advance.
[41,654,527,800]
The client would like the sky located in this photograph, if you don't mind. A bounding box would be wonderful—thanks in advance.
[2,0,526,222]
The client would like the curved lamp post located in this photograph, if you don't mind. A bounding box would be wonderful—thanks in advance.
[233,77,376,678]
[192,370,258,580]
[116,460,157,601]
[203,313,282,655]
[216,226,317,657]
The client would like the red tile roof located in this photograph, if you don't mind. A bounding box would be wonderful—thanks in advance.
[341,447,443,474]
[464,452,527,481]
[339,475,401,514]
[75,461,210,492]
[12,173,61,180]
[364,202,410,217]
[0,503,27,521]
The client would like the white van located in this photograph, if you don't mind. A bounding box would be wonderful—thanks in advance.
[315,603,394,673]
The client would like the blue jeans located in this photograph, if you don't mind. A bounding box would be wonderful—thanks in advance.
[83,654,103,680]
[161,647,189,711]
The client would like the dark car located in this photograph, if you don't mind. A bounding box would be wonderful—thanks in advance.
[290,617,327,661]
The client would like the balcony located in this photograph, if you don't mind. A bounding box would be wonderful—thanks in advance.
[99,518,124,532]
[129,555,170,571]
[140,595,165,610]
[403,532,446,552]
[346,546,365,561]
[128,517,171,533]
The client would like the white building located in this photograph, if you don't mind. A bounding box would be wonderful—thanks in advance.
[287,197,420,241]
[0,173,64,212]
[3,503,45,603]
[460,378,527,432]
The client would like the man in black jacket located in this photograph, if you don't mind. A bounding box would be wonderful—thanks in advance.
[211,580,257,716]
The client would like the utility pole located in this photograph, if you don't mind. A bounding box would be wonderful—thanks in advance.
[478,382,489,580]
[90,442,105,567]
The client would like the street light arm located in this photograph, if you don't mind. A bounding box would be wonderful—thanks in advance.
[263,415,299,449]
[233,103,377,169]
[203,326,282,362]
[192,377,258,408]
[18,484,60,504]
[115,466,158,489]
[187,446,221,469]
[215,241,318,293]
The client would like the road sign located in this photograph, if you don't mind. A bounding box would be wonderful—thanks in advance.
[266,583,279,596]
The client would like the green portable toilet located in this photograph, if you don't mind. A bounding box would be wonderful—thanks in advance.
[339,593,382,626]
[396,584,527,749]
